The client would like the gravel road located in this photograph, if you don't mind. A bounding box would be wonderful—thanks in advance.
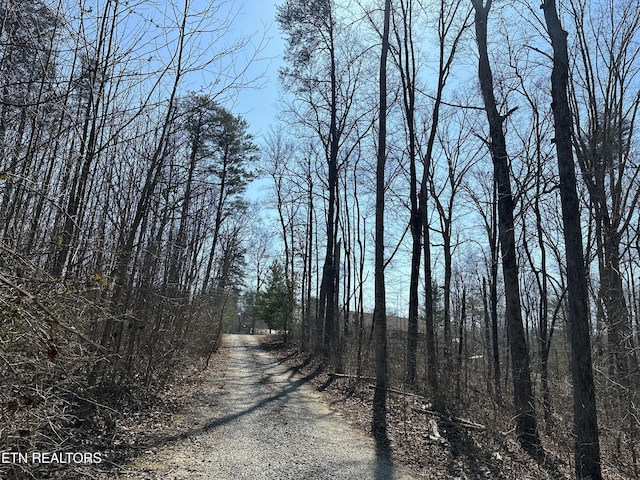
[118,334,424,479]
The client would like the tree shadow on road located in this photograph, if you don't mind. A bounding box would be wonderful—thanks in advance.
[109,338,414,479]
[373,434,397,480]
[148,361,325,449]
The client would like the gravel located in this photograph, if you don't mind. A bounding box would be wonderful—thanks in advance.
[116,334,425,479]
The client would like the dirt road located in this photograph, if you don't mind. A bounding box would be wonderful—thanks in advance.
[117,334,424,479]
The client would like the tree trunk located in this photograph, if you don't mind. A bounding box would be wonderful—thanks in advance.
[541,2,602,477]
[394,0,420,387]
[422,197,438,391]
[318,12,340,365]
[489,182,501,401]
[372,0,391,448]
[471,0,541,455]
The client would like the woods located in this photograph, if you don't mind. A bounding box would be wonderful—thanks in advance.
[269,0,639,478]
[2,0,640,478]
[1,1,260,477]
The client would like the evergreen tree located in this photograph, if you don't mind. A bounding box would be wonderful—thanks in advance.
[252,262,292,332]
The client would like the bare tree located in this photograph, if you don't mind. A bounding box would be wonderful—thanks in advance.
[467,171,501,401]
[277,0,341,362]
[569,0,640,390]
[471,0,541,456]
[391,0,469,390]
[372,0,392,449]
[541,1,602,477]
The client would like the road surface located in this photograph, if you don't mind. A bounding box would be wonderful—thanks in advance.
[118,334,424,479]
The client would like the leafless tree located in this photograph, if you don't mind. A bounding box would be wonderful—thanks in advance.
[372,0,392,449]
[471,0,541,456]
[541,0,603,477]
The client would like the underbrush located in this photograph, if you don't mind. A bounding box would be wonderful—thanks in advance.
[261,335,636,479]
[1,264,226,479]
[1,341,220,480]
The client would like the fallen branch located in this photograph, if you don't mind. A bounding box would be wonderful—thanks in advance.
[412,407,486,431]
[330,373,376,382]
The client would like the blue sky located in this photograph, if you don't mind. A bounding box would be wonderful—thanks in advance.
[230,1,284,140]
[215,1,285,203]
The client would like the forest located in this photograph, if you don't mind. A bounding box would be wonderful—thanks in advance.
[1,0,639,479]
